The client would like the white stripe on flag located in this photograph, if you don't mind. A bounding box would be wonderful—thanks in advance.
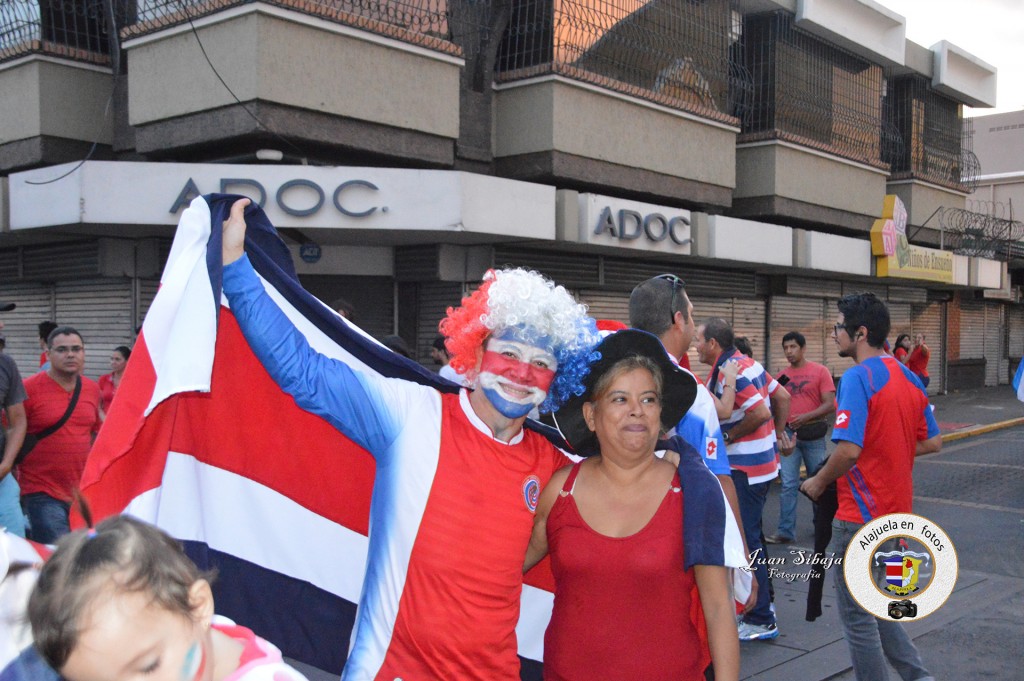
[123,452,369,602]
[144,197,218,414]
[516,585,553,662]
[122,452,555,662]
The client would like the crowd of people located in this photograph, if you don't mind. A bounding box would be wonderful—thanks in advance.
[0,197,942,681]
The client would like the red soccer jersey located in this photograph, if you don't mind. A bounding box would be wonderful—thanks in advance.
[831,357,939,522]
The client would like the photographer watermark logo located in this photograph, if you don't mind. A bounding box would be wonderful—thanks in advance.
[844,513,958,621]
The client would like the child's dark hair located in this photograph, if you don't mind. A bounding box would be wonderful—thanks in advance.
[28,515,208,671]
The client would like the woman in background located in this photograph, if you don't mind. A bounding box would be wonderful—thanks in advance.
[97,346,130,413]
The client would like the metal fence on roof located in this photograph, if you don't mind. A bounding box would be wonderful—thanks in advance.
[739,11,892,168]
[496,0,749,124]
[0,0,134,64]
[885,73,977,192]
[127,0,463,55]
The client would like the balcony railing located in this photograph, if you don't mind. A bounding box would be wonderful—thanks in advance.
[127,0,465,57]
[496,0,748,124]
[739,11,892,168]
[0,0,134,65]
[885,74,977,192]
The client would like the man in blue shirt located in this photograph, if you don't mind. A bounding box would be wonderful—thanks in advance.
[630,275,755,611]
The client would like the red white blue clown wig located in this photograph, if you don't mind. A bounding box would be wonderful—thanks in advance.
[439,268,601,413]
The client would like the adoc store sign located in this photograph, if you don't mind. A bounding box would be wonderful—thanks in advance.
[576,193,692,254]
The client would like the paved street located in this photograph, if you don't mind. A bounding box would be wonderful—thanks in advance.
[289,387,1024,681]
[743,417,1024,681]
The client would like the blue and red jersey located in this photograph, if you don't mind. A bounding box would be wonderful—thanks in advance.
[224,256,568,680]
[831,356,940,523]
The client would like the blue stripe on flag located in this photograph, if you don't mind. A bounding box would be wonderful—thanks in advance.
[183,540,355,674]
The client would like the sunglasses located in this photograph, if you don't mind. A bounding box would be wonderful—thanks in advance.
[656,274,686,326]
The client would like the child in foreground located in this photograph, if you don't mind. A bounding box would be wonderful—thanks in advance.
[27,515,310,681]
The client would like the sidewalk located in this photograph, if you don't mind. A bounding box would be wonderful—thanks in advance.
[928,385,1024,441]
[740,384,1024,681]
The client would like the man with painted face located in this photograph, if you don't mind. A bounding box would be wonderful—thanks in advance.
[220,199,599,681]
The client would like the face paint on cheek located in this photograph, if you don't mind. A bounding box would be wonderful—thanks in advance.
[181,641,206,681]
[479,352,556,392]
[477,354,556,419]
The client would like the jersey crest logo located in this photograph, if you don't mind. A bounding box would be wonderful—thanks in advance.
[523,475,541,513]
[705,437,718,459]
[835,410,851,429]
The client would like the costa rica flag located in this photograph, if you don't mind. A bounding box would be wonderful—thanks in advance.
[77,194,569,677]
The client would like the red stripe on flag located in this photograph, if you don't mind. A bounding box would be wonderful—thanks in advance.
[79,333,167,524]
[82,310,377,536]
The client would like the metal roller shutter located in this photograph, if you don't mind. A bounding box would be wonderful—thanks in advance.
[0,283,54,375]
[300,275,395,342]
[602,260,760,299]
[492,247,601,289]
[984,303,1005,386]
[1009,306,1024,359]
[843,282,887,299]
[415,282,465,364]
[823,298,857,380]
[54,279,135,380]
[577,290,630,326]
[912,302,944,395]
[958,301,985,359]
[733,299,767,365]
[786,276,842,299]
[888,303,912,343]
[887,286,928,304]
[137,280,161,329]
[769,296,827,374]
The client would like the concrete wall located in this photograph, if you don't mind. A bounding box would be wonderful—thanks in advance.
[493,77,737,190]
[125,6,461,139]
[887,180,967,230]
[0,58,112,145]
[735,142,888,221]
[971,110,1024,176]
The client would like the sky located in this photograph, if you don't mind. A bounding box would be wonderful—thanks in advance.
[877,0,1024,118]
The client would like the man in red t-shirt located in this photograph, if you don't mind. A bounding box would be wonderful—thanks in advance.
[18,326,102,543]
[767,331,835,545]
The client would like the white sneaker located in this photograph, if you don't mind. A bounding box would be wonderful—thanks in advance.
[738,621,779,641]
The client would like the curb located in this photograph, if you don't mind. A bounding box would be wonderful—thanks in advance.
[941,416,1024,442]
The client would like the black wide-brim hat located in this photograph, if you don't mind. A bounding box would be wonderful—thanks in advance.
[542,329,697,457]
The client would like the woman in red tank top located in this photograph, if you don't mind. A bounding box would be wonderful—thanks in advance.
[526,330,739,681]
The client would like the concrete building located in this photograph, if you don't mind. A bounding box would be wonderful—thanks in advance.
[966,108,1024,388]
[0,0,1014,392]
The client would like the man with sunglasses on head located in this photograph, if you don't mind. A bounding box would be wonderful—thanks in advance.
[19,326,102,543]
[629,275,757,611]
[801,293,940,681]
